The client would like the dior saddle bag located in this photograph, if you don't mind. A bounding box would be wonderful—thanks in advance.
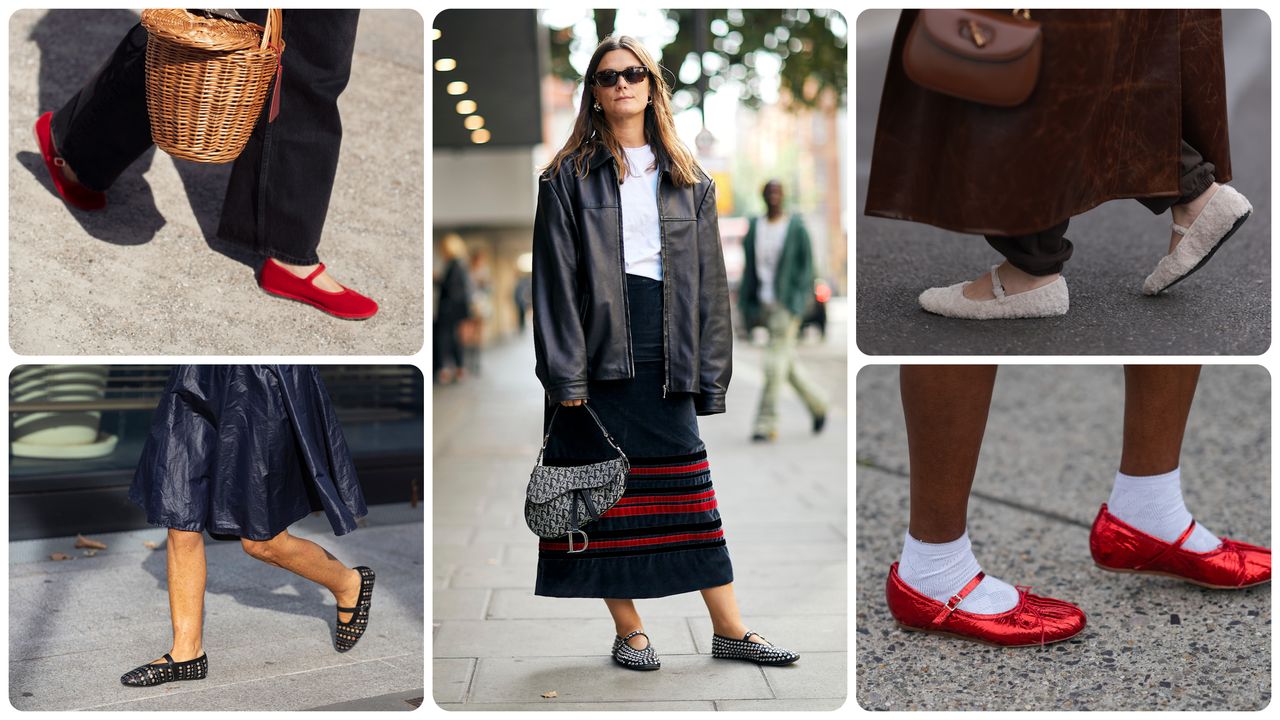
[524,403,629,553]
[903,9,1042,107]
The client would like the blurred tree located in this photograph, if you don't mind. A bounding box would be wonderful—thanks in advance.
[550,9,847,112]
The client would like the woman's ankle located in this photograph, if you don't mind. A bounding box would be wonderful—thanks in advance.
[998,261,1059,294]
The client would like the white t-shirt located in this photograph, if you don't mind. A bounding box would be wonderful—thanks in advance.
[619,145,662,281]
[755,217,788,305]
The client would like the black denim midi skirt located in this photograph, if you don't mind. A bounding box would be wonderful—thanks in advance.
[535,274,734,598]
[129,365,367,541]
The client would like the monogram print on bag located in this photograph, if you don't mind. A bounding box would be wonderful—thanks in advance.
[525,457,629,538]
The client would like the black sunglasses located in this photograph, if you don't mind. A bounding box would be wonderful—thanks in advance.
[592,66,650,87]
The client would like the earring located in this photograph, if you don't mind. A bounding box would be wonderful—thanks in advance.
[647,96,653,105]
[593,100,602,112]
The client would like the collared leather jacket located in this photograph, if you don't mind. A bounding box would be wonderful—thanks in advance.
[532,145,732,415]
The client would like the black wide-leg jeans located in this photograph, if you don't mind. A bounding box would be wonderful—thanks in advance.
[50,9,360,265]
[985,140,1218,276]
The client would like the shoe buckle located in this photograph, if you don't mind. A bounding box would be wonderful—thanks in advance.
[566,529,589,554]
[942,593,964,613]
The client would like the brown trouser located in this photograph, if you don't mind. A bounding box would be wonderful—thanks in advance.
[985,140,1217,276]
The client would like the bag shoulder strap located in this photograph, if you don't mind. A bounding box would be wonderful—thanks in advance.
[537,403,625,465]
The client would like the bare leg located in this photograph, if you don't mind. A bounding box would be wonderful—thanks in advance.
[901,365,999,542]
[700,582,768,643]
[603,599,649,649]
[1120,365,1201,475]
[147,528,206,664]
[241,530,362,622]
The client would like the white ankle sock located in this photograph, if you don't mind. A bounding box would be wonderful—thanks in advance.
[898,531,1019,614]
[1107,467,1221,552]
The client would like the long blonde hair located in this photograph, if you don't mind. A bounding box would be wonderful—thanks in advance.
[543,35,702,187]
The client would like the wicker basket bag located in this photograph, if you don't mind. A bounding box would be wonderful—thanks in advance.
[140,9,285,163]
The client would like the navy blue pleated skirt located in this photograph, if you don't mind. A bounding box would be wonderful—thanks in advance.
[129,365,368,541]
[535,274,734,598]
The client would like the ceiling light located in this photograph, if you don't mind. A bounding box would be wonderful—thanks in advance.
[471,129,491,144]
[446,81,469,95]
[455,100,477,114]
[464,115,485,130]
[435,58,457,72]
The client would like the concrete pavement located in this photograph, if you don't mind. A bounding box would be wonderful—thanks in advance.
[854,9,1270,355]
[8,9,424,354]
[8,504,425,711]
[432,302,848,710]
[855,365,1271,710]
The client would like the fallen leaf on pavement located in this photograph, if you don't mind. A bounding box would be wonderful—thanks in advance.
[75,534,107,550]
[541,691,558,699]
[143,541,159,550]
[50,553,73,561]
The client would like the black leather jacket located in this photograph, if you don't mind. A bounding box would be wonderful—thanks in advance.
[532,146,732,415]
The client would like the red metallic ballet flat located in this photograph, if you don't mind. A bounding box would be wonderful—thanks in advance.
[259,258,379,320]
[33,111,106,211]
[1090,504,1270,589]
[886,562,1087,647]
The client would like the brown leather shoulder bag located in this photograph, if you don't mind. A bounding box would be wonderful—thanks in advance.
[902,9,1042,107]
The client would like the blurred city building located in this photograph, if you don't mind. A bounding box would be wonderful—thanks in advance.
[433,9,847,345]
[9,366,424,540]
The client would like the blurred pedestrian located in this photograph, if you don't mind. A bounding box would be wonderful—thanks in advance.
[514,275,532,333]
[32,10,379,319]
[738,179,828,442]
[888,365,1270,647]
[531,34,799,670]
[434,234,471,384]
[866,10,1251,319]
[120,365,375,687]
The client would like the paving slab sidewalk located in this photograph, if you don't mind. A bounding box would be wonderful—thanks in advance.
[855,365,1271,711]
[9,505,425,711]
[433,305,850,710]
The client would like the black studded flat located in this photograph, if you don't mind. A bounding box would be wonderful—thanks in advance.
[611,630,660,671]
[335,566,375,652]
[711,631,800,666]
[120,652,208,687]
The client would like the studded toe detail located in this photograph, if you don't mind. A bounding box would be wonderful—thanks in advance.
[334,566,375,652]
[120,652,208,687]
[711,631,800,666]
[611,630,661,671]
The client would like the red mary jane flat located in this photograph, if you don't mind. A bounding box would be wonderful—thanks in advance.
[886,562,1087,647]
[1090,504,1270,589]
[34,111,106,211]
[259,258,379,320]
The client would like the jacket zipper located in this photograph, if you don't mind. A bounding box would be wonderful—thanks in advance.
[616,171,635,376]
[657,175,670,398]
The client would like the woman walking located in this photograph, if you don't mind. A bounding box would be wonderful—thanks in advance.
[120,365,376,686]
[889,365,1269,646]
[531,35,799,670]
[865,10,1252,319]
[33,10,378,319]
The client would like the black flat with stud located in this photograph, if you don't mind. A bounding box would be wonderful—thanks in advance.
[711,630,800,666]
[120,652,208,687]
[611,630,660,671]
[335,566,375,652]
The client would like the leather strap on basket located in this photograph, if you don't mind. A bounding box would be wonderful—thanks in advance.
[929,571,985,628]
[537,403,626,465]
[264,9,284,122]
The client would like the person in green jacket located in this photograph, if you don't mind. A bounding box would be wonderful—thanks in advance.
[738,179,828,442]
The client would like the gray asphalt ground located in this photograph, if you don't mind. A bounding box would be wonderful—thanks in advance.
[432,302,848,710]
[8,9,424,355]
[855,10,1270,355]
[855,365,1271,710]
[8,504,424,711]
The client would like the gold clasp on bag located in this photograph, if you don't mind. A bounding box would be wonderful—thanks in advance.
[1012,9,1032,20]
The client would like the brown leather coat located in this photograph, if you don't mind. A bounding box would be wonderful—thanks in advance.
[865,10,1232,236]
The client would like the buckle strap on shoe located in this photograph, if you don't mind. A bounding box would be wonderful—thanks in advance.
[929,571,985,629]
[1133,518,1196,571]
[989,265,1007,300]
